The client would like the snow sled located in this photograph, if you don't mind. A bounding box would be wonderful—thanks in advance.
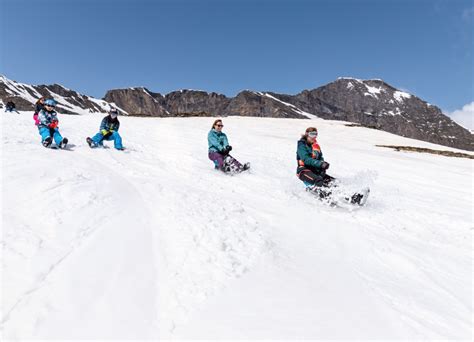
[306,184,370,208]
[222,155,250,174]
[43,137,72,150]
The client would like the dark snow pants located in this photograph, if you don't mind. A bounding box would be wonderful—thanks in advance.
[298,168,334,187]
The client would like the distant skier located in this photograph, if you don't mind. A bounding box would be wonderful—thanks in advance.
[86,109,124,150]
[208,119,250,173]
[296,127,368,205]
[5,101,17,113]
[33,97,46,125]
[37,99,68,148]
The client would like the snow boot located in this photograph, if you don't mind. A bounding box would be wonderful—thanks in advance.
[42,137,52,148]
[86,137,95,148]
[349,193,364,205]
[59,137,68,149]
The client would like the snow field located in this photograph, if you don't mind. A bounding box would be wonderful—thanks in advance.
[1,112,472,339]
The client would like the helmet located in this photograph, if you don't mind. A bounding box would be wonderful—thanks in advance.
[44,99,57,107]
[110,108,118,117]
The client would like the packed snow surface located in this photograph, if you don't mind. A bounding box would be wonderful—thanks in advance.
[1,112,472,340]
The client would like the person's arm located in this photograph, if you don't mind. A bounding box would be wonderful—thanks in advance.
[297,141,323,169]
[222,134,229,149]
[100,117,109,135]
[208,131,220,151]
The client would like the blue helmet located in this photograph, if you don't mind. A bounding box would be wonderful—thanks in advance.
[44,99,57,107]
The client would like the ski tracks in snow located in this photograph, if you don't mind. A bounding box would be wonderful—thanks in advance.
[2,118,159,338]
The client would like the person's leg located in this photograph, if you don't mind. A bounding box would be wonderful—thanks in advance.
[110,132,123,149]
[91,132,105,146]
[52,129,63,145]
[299,169,332,199]
[208,151,224,170]
[39,127,51,142]
[298,168,325,187]
[322,173,336,187]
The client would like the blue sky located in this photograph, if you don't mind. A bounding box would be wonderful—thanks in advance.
[1,0,473,113]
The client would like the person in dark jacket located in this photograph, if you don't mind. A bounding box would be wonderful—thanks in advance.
[208,119,249,173]
[86,109,123,150]
[5,101,16,113]
[296,127,334,189]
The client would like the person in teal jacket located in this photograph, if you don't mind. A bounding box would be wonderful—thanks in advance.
[296,127,333,189]
[208,119,249,173]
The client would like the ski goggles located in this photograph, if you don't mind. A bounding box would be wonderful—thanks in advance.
[307,131,318,138]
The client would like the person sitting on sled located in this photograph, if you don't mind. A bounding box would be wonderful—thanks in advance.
[86,108,124,150]
[37,99,68,148]
[208,119,249,173]
[296,127,368,205]
[296,127,333,192]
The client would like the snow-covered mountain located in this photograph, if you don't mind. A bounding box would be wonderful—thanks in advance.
[1,111,472,339]
[287,77,474,151]
[1,75,472,150]
[0,75,122,115]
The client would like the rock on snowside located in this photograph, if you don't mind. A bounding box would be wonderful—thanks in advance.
[224,90,308,119]
[165,90,230,117]
[105,88,308,118]
[103,87,169,116]
[0,75,114,115]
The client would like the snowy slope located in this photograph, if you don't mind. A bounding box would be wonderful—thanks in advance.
[1,112,472,340]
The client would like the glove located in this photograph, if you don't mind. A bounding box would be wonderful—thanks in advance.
[320,161,330,170]
[49,120,58,129]
[101,129,109,136]
[220,145,232,155]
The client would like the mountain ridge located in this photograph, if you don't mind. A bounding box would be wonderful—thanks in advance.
[1,75,472,151]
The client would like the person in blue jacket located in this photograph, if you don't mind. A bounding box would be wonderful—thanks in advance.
[86,109,124,150]
[296,127,333,190]
[208,119,249,173]
[37,99,68,148]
